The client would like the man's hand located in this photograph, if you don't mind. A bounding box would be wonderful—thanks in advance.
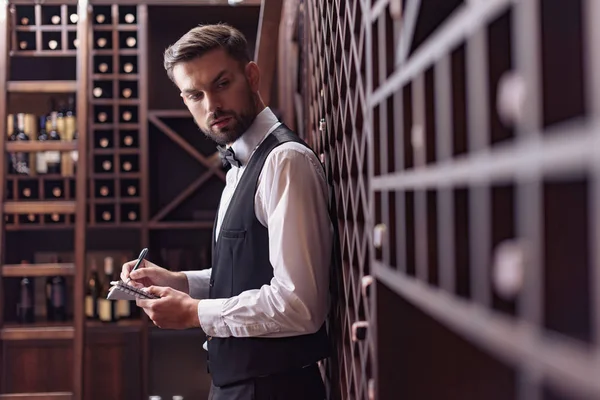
[136,286,201,330]
[120,259,189,293]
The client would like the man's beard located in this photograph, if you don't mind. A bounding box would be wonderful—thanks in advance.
[198,91,259,146]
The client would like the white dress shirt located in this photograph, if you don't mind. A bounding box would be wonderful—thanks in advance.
[183,107,332,339]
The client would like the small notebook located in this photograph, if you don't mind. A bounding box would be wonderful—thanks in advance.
[107,281,160,301]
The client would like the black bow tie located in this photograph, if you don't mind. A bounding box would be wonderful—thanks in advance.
[217,145,241,168]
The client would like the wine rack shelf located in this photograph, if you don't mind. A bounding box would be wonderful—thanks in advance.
[10,4,80,57]
[88,4,142,227]
[0,392,73,400]
[7,81,77,93]
[4,201,75,214]
[2,263,75,277]
[5,141,77,152]
[0,323,74,341]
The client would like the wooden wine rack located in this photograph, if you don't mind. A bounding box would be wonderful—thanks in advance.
[88,4,146,228]
[0,0,88,399]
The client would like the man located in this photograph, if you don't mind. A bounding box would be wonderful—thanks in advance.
[120,24,333,399]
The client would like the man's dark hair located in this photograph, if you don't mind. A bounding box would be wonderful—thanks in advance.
[164,23,250,82]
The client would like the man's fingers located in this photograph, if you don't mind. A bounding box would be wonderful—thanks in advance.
[129,263,151,280]
[146,285,169,297]
[120,259,141,281]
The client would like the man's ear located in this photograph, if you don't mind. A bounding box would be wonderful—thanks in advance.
[245,61,260,93]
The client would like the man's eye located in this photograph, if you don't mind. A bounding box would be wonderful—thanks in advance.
[189,93,203,101]
[217,80,229,89]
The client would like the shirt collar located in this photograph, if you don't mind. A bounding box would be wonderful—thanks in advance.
[229,107,279,167]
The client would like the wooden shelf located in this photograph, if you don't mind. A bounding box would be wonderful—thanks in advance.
[7,80,77,93]
[86,318,143,333]
[9,0,76,4]
[90,173,141,179]
[15,26,77,32]
[91,99,140,106]
[92,147,139,155]
[92,198,140,204]
[6,173,75,181]
[91,123,139,130]
[93,49,138,56]
[9,51,77,57]
[2,263,75,277]
[6,141,77,152]
[92,25,138,32]
[0,322,74,341]
[0,392,72,400]
[91,74,138,81]
[88,222,142,229]
[4,201,76,214]
[6,223,73,231]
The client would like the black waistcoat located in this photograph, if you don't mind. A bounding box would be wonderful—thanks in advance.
[208,125,330,387]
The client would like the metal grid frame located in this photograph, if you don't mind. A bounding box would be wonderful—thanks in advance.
[305,0,599,398]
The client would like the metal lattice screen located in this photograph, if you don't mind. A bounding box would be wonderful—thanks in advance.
[303,0,600,399]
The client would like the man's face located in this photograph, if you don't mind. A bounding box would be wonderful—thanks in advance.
[173,48,259,145]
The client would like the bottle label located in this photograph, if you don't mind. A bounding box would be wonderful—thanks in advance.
[36,152,48,173]
[85,295,94,317]
[64,117,76,140]
[117,299,130,318]
[46,151,61,164]
[52,279,64,307]
[20,280,32,308]
[98,299,112,321]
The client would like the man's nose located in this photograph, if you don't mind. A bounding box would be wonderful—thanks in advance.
[205,93,221,114]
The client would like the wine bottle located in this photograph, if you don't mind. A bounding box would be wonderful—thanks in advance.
[121,180,138,197]
[17,263,35,323]
[47,112,62,174]
[12,113,30,175]
[71,129,79,176]
[62,96,76,176]
[95,13,106,24]
[56,101,66,135]
[19,213,38,224]
[36,116,49,175]
[126,36,136,48]
[101,210,113,222]
[124,13,135,24]
[123,134,134,147]
[85,259,100,320]
[97,37,107,48]
[98,257,117,322]
[127,210,137,221]
[46,258,66,322]
[102,159,112,172]
[7,116,15,175]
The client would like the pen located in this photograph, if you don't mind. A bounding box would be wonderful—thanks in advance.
[125,247,148,284]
